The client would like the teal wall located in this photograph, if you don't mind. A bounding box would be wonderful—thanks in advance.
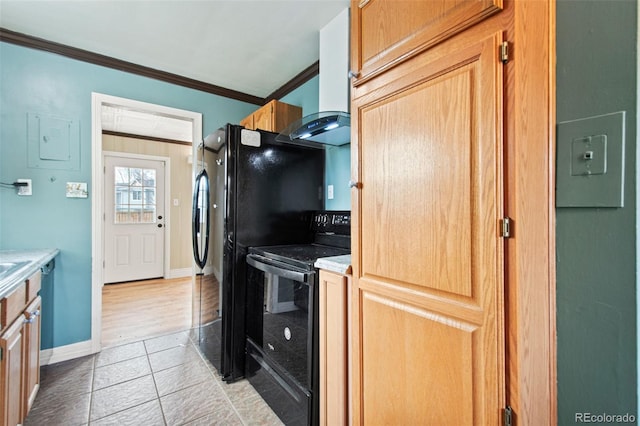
[281,75,351,211]
[324,144,351,210]
[556,1,637,422]
[0,42,257,349]
[0,43,352,351]
[280,75,319,117]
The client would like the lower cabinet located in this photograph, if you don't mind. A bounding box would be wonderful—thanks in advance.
[0,317,24,426]
[0,272,42,426]
[318,270,350,426]
[23,296,41,417]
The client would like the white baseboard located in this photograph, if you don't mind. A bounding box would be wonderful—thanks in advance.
[40,339,95,366]
[166,268,192,279]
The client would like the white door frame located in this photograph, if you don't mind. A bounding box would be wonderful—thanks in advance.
[103,151,171,283]
[91,93,202,354]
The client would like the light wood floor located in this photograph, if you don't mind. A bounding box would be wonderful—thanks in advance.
[101,277,193,348]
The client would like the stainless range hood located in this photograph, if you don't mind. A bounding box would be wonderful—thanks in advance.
[276,111,350,146]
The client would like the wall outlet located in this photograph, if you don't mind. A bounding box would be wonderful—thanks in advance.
[17,179,32,196]
[327,184,334,200]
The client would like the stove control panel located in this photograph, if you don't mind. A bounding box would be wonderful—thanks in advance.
[312,211,351,234]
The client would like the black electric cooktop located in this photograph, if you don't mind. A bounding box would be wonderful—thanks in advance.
[249,244,349,271]
[249,211,351,270]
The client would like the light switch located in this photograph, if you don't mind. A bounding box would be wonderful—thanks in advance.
[556,111,625,208]
[571,134,606,176]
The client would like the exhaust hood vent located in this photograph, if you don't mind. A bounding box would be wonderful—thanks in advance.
[277,111,350,146]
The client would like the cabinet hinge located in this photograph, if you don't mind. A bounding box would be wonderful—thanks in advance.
[0,348,3,361]
[504,406,513,426]
[500,41,509,64]
[501,217,512,238]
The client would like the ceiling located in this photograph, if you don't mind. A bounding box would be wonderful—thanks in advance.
[0,0,350,99]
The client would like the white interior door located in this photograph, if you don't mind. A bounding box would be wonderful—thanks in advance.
[104,155,165,284]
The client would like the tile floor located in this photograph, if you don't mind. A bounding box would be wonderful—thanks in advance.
[25,330,284,426]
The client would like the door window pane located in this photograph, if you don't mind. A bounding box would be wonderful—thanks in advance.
[114,166,157,224]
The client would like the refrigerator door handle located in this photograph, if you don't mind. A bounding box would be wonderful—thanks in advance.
[192,169,210,269]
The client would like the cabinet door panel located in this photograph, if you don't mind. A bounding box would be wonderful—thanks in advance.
[2,284,26,329]
[23,296,41,416]
[239,114,254,130]
[361,291,475,424]
[252,104,272,132]
[239,100,302,133]
[352,33,504,425]
[272,102,302,134]
[352,0,501,83]
[26,271,41,304]
[319,271,348,426]
[1,317,24,426]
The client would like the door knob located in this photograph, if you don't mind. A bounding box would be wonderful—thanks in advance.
[158,215,163,220]
[157,224,163,228]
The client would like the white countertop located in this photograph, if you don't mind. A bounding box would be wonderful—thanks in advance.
[0,249,59,299]
[314,254,351,275]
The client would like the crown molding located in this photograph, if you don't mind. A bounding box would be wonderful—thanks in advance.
[264,61,320,103]
[0,28,320,105]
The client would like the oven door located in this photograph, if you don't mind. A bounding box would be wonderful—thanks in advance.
[245,253,318,426]
[246,253,316,388]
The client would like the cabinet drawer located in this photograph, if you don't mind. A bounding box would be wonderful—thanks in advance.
[1,282,27,330]
[26,270,41,303]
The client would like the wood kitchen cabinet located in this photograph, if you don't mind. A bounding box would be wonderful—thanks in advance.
[350,0,501,84]
[0,271,41,426]
[239,99,302,133]
[318,270,349,426]
[0,314,23,426]
[349,0,555,425]
[22,295,41,417]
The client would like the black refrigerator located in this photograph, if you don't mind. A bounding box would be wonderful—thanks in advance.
[192,124,324,382]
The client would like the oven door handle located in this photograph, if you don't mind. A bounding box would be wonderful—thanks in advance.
[246,254,314,283]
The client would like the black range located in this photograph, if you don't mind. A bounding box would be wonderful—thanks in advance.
[244,211,350,426]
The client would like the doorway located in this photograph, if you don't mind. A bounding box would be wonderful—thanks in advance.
[103,154,167,284]
[91,93,203,354]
